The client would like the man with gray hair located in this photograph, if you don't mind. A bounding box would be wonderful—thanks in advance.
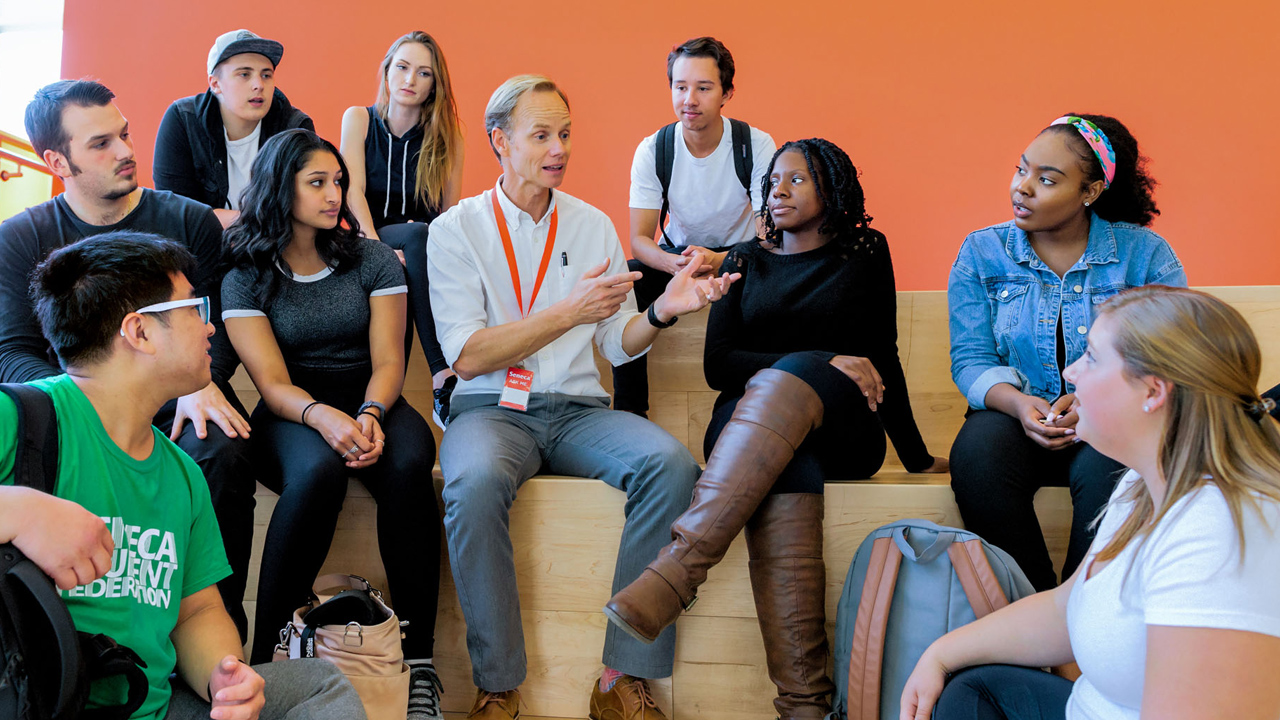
[428,74,738,720]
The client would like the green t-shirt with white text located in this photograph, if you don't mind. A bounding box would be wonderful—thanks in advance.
[0,375,231,720]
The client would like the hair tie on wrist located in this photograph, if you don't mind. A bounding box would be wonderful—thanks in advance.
[301,400,323,427]
[1050,115,1117,189]
[1242,396,1276,422]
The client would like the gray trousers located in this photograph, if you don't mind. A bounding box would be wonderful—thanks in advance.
[164,658,367,719]
[441,393,701,692]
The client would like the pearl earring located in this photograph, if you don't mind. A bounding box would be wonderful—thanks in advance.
[1143,404,1151,413]
[1084,201,1092,207]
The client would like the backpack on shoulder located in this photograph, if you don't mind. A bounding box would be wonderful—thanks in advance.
[0,384,148,720]
[654,118,753,247]
[830,519,1036,720]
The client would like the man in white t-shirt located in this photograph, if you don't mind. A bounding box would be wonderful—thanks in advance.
[153,29,314,228]
[613,36,776,416]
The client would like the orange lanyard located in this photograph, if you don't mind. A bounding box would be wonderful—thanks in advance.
[492,190,559,318]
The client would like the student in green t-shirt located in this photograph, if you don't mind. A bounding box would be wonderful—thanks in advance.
[0,232,366,720]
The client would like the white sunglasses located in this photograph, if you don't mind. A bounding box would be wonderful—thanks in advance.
[120,296,212,336]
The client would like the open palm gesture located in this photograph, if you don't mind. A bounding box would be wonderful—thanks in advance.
[653,252,741,320]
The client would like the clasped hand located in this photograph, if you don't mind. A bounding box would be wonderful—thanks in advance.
[659,245,725,277]
[1018,393,1079,450]
[309,405,385,468]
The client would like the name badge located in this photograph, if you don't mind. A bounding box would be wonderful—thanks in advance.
[499,367,534,412]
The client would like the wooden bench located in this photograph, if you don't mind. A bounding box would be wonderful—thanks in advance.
[232,286,1280,719]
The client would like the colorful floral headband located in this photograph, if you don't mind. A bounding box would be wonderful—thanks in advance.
[1051,116,1117,190]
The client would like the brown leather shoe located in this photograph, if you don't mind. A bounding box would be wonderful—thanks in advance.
[589,675,669,719]
[747,493,834,719]
[604,369,824,643]
[467,688,520,719]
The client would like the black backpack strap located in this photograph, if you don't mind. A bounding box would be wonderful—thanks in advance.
[0,384,59,494]
[654,122,678,248]
[77,633,149,720]
[728,118,754,201]
[0,548,85,718]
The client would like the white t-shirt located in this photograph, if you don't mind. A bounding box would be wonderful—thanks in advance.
[629,116,775,248]
[224,121,262,211]
[1065,469,1280,719]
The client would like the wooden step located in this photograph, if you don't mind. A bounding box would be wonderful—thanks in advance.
[244,476,1068,719]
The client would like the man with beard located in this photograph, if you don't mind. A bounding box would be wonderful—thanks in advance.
[0,79,257,642]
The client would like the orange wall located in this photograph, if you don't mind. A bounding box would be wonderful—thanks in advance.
[61,0,1278,290]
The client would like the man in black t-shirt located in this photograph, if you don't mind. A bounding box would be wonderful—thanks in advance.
[0,79,256,641]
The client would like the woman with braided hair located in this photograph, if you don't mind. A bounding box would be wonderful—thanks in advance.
[902,286,1280,720]
[947,114,1187,593]
[606,138,946,719]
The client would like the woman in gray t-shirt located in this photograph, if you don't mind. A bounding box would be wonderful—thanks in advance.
[222,129,443,713]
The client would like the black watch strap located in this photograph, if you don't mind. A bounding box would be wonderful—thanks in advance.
[647,303,678,329]
[358,400,387,417]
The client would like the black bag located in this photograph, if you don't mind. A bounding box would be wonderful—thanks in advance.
[0,384,148,720]
[654,117,753,247]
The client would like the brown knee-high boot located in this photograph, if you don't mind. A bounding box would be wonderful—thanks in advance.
[604,369,824,643]
[747,493,834,719]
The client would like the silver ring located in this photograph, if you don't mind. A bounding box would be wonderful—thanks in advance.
[347,445,360,455]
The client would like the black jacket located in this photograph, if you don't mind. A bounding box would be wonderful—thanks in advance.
[153,87,314,210]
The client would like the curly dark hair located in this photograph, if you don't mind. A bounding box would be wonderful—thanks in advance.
[759,138,886,250]
[1042,113,1160,227]
[222,129,364,309]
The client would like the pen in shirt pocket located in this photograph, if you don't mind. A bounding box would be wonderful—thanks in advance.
[560,251,568,278]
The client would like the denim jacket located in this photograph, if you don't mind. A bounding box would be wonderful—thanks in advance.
[948,215,1187,409]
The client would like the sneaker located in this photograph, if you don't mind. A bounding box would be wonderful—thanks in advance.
[432,374,457,431]
[407,662,445,720]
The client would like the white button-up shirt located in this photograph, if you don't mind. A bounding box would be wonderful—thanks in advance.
[427,179,648,399]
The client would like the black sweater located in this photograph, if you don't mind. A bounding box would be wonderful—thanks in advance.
[0,190,237,386]
[153,88,313,211]
[704,236,932,471]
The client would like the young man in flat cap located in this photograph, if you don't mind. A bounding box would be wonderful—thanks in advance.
[154,29,314,228]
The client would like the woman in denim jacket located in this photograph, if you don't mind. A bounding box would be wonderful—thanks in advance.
[947,113,1186,591]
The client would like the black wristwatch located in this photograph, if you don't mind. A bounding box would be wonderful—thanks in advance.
[647,303,678,329]
[358,400,387,418]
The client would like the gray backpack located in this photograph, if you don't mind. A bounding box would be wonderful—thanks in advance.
[830,519,1035,720]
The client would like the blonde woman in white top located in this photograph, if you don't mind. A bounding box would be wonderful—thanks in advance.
[901,284,1280,720]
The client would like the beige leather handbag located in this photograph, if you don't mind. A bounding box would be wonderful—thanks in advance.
[273,574,409,720]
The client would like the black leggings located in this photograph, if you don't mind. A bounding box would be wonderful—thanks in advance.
[248,367,440,664]
[703,351,886,494]
[949,410,1125,592]
[379,223,448,376]
[934,665,1072,720]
